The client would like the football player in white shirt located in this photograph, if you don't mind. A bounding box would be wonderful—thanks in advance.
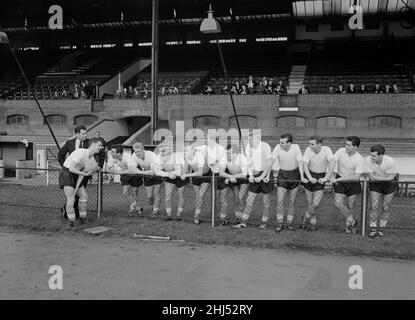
[233,130,274,229]
[196,132,227,224]
[106,144,143,216]
[124,141,162,217]
[153,145,188,221]
[332,136,364,234]
[58,137,102,226]
[301,136,335,231]
[181,140,211,224]
[266,133,307,232]
[365,144,398,239]
[217,143,249,226]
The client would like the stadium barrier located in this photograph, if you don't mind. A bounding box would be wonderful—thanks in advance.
[1,166,415,234]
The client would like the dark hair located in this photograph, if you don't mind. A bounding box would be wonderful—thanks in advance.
[111,144,123,154]
[280,133,293,143]
[370,144,385,155]
[226,143,232,150]
[347,136,361,147]
[74,125,86,133]
[89,137,101,145]
[309,136,323,144]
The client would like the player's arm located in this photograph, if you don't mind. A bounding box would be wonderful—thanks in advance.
[334,173,361,182]
[368,172,396,181]
[67,162,91,176]
[303,160,313,181]
[321,158,336,183]
[296,149,307,183]
[218,167,232,179]
[182,167,204,178]
[258,157,274,182]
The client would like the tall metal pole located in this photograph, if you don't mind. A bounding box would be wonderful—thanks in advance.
[151,0,159,143]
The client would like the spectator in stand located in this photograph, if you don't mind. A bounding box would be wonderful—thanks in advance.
[392,84,399,93]
[257,80,266,94]
[235,81,241,94]
[62,89,68,99]
[373,83,383,93]
[261,77,268,88]
[121,87,128,99]
[161,86,166,95]
[266,79,275,94]
[358,84,368,93]
[347,83,356,94]
[336,84,347,94]
[298,83,310,94]
[329,85,335,94]
[231,85,237,95]
[240,84,248,95]
[128,85,134,98]
[278,80,287,94]
[385,84,392,94]
[204,84,214,95]
[221,84,229,94]
[134,87,140,98]
[53,90,60,99]
[247,75,256,94]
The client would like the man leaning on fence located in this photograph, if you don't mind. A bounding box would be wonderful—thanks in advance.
[364,144,398,239]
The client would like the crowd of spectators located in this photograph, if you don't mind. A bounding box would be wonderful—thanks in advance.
[49,80,96,99]
[115,80,188,99]
[204,75,288,95]
[328,83,400,94]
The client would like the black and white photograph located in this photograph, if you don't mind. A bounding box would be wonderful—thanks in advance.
[0,0,414,307]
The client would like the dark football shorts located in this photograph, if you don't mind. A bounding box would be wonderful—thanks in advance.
[120,174,143,187]
[143,176,163,186]
[277,168,301,191]
[333,174,362,196]
[217,169,249,190]
[165,177,189,188]
[248,171,274,194]
[59,167,89,189]
[192,169,212,186]
[368,181,398,195]
[303,171,326,192]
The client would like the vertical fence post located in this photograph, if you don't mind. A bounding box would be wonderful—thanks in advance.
[97,170,103,219]
[211,171,216,227]
[46,161,49,186]
[361,174,368,237]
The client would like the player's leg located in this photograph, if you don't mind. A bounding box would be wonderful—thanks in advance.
[194,182,209,224]
[346,194,359,233]
[177,185,185,219]
[334,192,353,232]
[259,193,271,228]
[122,184,136,215]
[309,190,324,229]
[368,191,381,238]
[64,186,76,225]
[236,183,249,220]
[77,186,88,223]
[302,189,314,228]
[379,193,394,235]
[233,190,257,229]
[219,188,229,223]
[145,185,154,205]
[164,182,174,219]
[152,183,162,217]
[285,186,299,230]
[275,186,287,230]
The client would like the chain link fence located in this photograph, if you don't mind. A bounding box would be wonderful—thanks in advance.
[1,167,415,233]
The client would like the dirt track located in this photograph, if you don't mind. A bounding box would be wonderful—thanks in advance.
[0,229,414,300]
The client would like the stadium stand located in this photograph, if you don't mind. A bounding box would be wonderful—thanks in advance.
[304,42,413,93]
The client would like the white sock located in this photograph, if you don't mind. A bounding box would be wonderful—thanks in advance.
[379,219,388,228]
[286,215,293,224]
[346,215,355,226]
[310,217,317,226]
[166,208,172,216]
[276,214,284,224]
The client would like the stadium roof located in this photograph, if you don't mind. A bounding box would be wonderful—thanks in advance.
[293,0,415,17]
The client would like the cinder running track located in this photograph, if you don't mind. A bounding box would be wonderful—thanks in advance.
[0,230,414,299]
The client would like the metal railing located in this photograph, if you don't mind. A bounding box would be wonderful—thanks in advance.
[1,166,415,234]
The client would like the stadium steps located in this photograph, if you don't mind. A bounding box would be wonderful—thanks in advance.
[287,65,307,94]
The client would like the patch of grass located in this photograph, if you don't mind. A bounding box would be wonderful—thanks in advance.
[0,204,414,261]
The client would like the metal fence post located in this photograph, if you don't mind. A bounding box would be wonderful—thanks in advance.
[361,174,368,237]
[97,170,103,219]
[211,171,216,227]
[46,161,49,186]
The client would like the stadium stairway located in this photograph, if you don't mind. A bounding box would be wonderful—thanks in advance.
[287,65,307,94]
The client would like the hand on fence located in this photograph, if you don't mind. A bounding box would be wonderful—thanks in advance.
[249,176,255,183]
[318,177,328,184]
[229,176,237,184]
[261,176,269,183]
[168,172,176,179]
[301,177,310,183]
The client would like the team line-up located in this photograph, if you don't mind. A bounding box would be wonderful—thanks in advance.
[59,131,397,239]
